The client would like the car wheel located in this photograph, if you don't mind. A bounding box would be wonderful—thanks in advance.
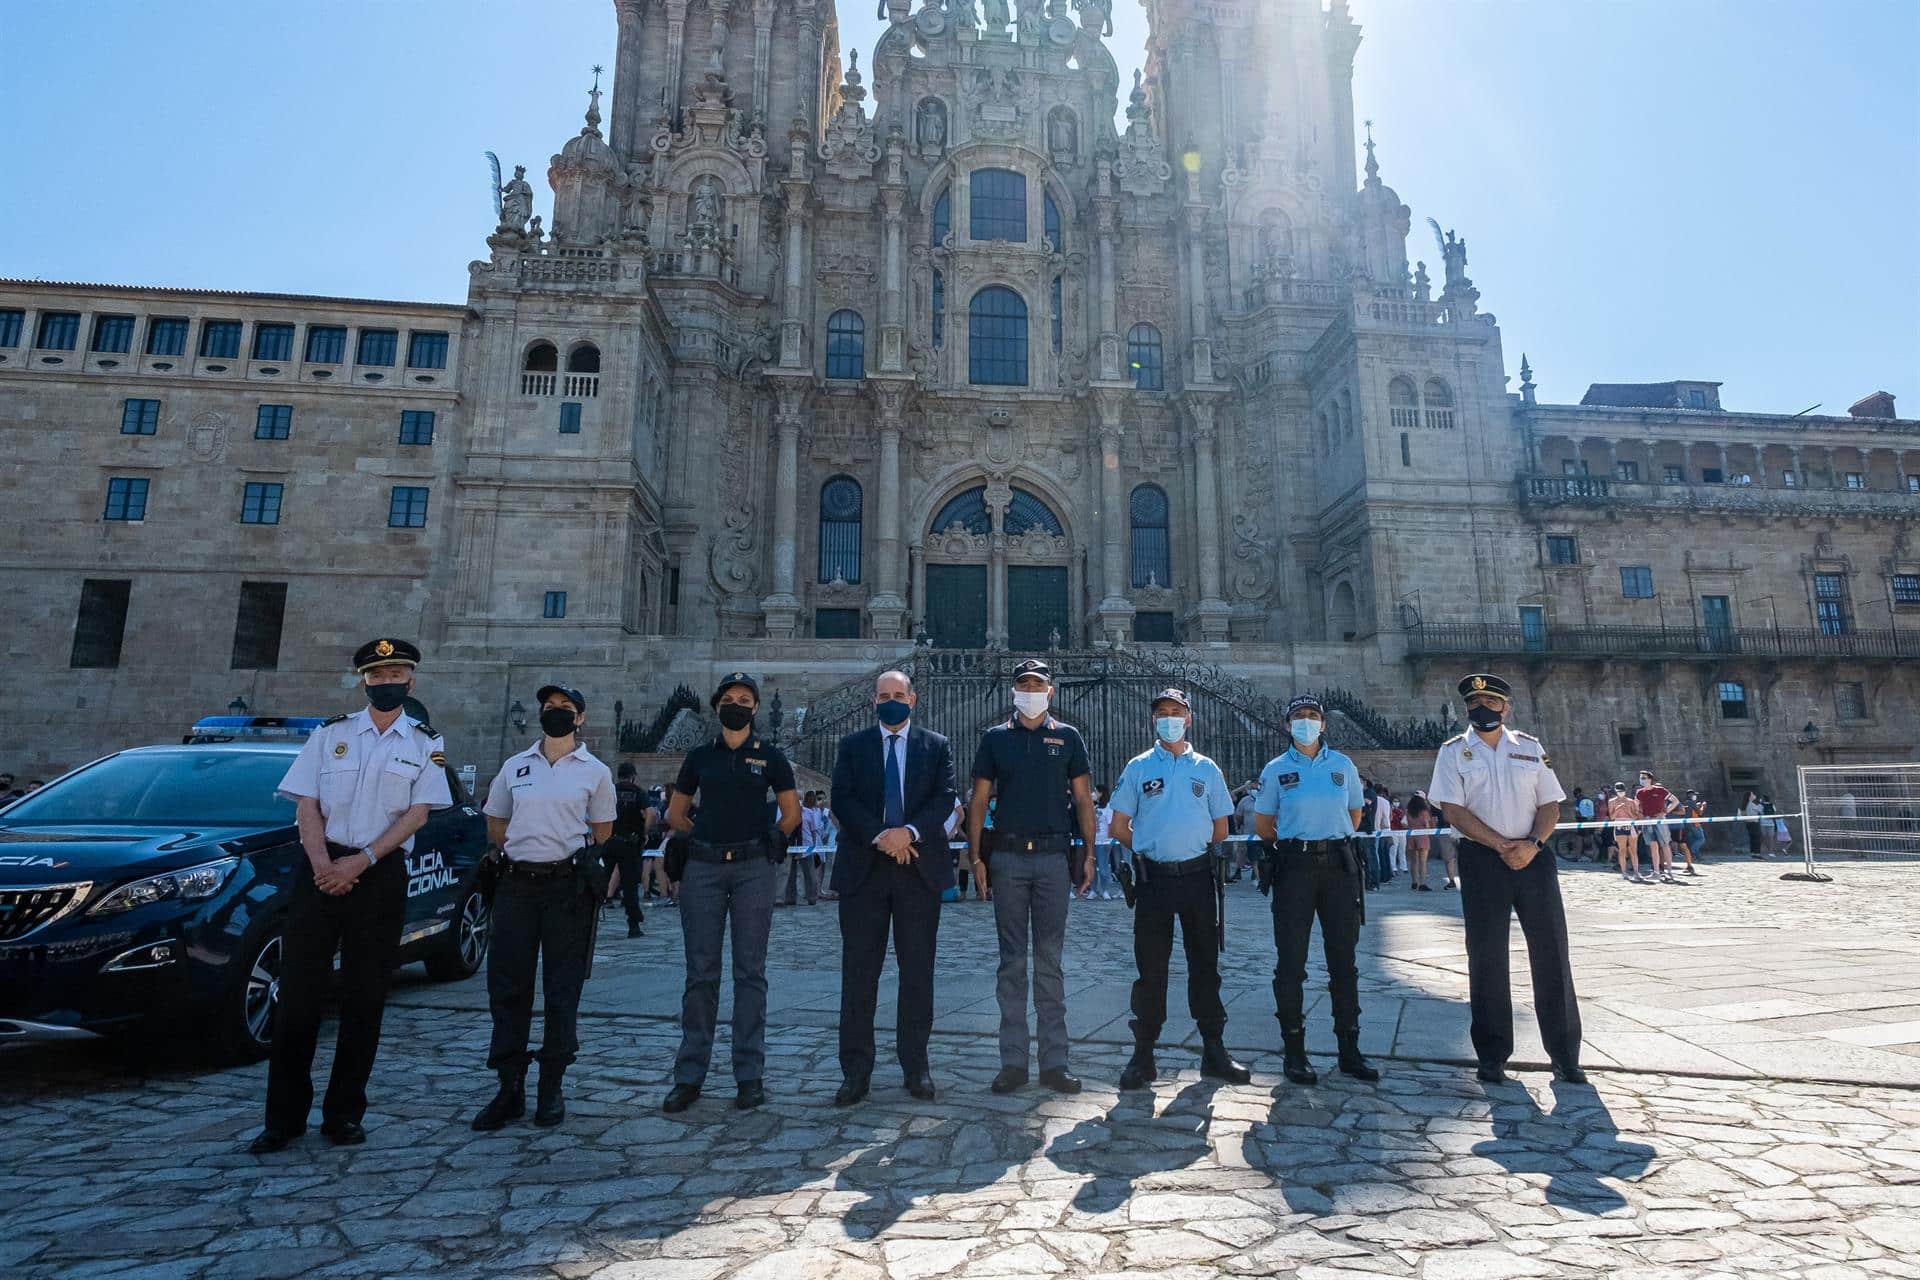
[424,885,490,981]
[217,920,284,1063]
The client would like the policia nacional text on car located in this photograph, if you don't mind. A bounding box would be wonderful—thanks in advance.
[1106,687,1252,1091]
[1426,672,1585,1086]
[661,672,802,1114]
[1253,695,1380,1086]
[471,684,617,1131]
[249,638,452,1155]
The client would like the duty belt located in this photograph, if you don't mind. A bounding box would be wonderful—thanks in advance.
[1137,852,1212,879]
[994,833,1072,853]
[689,837,769,863]
[1275,838,1351,856]
[501,858,575,879]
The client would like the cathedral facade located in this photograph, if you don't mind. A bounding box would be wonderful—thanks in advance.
[2,0,1915,801]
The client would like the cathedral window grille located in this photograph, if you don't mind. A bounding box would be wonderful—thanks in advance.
[197,320,241,360]
[302,325,344,364]
[1127,324,1164,391]
[255,404,292,441]
[408,331,449,370]
[92,315,135,354]
[1422,378,1455,429]
[120,399,160,436]
[818,477,863,584]
[1050,277,1063,354]
[931,485,991,535]
[1129,484,1170,588]
[1004,488,1064,537]
[1835,681,1869,720]
[826,310,866,379]
[969,169,1026,242]
[387,486,430,528]
[37,312,80,350]
[931,188,950,245]
[356,328,397,367]
[1896,574,1920,608]
[931,271,944,348]
[1044,192,1063,252]
[251,323,294,362]
[0,308,22,347]
[240,482,283,526]
[1814,572,1851,635]
[1388,377,1419,430]
[968,286,1028,386]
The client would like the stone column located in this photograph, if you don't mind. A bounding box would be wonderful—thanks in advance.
[751,0,775,120]
[1753,444,1769,487]
[1715,442,1730,480]
[1183,193,1214,383]
[1094,160,1121,380]
[1644,438,1659,482]
[908,541,926,636]
[1604,440,1618,479]
[760,378,808,637]
[612,0,650,160]
[778,123,812,368]
[986,485,1009,649]
[1187,395,1231,642]
[879,184,906,372]
[867,380,911,638]
[663,0,689,123]
[1789,445,1804,487]
[1090,385,1134,642]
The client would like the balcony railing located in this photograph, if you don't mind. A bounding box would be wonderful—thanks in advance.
[1405,621,1920,662]
[1521,473,1917,517]
[521,372,556,396]
[563,373,599,398]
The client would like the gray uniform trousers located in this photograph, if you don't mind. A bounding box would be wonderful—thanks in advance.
[991,850,1073,1072]
[673,856,777,1085]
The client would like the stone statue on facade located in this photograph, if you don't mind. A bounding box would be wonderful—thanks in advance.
[707,11,729,78]
[691,177,722,229]
[1048,108,1077,164]
[950,0,979,29]
[916,97,947,153]
[1074,0,1112,36]
[498,164,534,234]
[981,0,1009,34]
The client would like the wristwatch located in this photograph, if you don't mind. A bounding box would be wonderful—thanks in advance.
[361,846,380,865]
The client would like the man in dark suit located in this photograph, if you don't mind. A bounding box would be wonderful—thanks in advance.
[829,669,959,1105]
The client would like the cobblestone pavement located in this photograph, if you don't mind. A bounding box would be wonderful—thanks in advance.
[5,856,1920,1279]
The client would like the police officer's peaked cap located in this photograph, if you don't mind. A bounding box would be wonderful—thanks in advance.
[1458,672,1512,700]
[354,637,421,672]
[1011,658,1052,681]
[536,684,587,713]
[710,671,760,706]
[1284,694,1325,718]
[1150,687,1191,709]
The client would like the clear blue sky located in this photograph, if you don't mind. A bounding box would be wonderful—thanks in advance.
[6,0,1914,414]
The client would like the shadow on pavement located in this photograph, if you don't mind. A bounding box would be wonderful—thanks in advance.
[1471,1078,1655,1213]
[1048,1079,1223,1215]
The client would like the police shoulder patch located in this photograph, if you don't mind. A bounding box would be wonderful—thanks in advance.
[321,713,348,727]
[516,764,532,778]
[1191,779,1206,798]
[430,751,447,766]
[1142,778,1166,797]
[332,742,349,758]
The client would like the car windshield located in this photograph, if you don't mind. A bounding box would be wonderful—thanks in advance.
[1,751,298,827]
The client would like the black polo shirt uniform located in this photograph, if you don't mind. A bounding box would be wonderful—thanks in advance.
[669,733,797,1090]
[971,715,1090,1076]
[605,778,648,932]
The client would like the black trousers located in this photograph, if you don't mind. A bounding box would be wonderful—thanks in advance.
[1129,866,1225,1043]
[1457,840,1582,1069]
[604,843,643,927]
[1270,848,1362,1035]
[838,856,941,1080]
[264,852,407,1133]
[486,870,596,1071]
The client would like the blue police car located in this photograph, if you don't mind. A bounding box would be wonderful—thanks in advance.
[0,717,490,1061]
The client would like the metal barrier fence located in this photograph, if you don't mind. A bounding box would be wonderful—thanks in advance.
[1798,763,1920,871]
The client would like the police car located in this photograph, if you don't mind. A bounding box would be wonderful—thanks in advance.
[0,716,490,1061]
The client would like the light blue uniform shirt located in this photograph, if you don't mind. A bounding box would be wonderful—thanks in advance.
[1254,745,1363,840]
[1109,743,1233,862]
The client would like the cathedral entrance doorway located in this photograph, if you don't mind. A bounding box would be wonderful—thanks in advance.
[918,482,1077,650]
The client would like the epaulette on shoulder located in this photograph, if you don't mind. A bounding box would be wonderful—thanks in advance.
[1442,732,1467,746]
[320,713,348,727]
[1513,730,1542,743]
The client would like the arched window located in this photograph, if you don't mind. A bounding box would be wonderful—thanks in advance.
[969,286,1028,386]
[931,484,990,535]
[931,271,945,348]
[1330,581,1358,641]
[1424,378,1455,429]
[1050,276,1063,353]
[931,188,950,245]
[1126,323,1163,390]
[566,343,600,373]
[1044,192,1063,251]
[818,476,863,583]
[969,168,1027,241]
[1129,484,1170,588]
[524,342,557,372]
[826,310,865,379]
[1388,377,1418,429]
[1005,487,1064,536]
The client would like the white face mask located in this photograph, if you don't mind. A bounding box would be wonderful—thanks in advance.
[1154,715,1188,743]
[1290,717,1323,746]
[1012,689,1051,719]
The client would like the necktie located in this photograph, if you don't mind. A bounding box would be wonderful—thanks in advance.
[884,734,905,828]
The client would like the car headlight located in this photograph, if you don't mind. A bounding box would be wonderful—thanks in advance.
[88,858,239,916]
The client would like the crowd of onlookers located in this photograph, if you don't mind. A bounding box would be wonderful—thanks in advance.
[0,772,44,807]
[1563,775,1791,884]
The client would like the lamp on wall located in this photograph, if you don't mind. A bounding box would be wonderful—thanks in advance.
[510,700,527,734]
[227,696,248,715]
[1795,718,1821,748]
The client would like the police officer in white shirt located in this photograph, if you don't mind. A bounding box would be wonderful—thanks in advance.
[251,638,452,1155]
[472,684,617,1130]
[1426,673,1585,1085]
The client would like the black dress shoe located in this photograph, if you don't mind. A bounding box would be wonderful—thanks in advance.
[735,1080,766,1110]
[662,1083,702,1113]
[1200,1037,1252,1085]
[1552,1062,1590,1085]
[990,1067,1028,1094]
[321,1121,366,1146]
[534,1072,566,1127]
[904,1072,937,1101]
[246,1127,302,1155]
[1476,1062,1508,1084]
[1039,1068,1082,1094]
[834,1076,870,1107]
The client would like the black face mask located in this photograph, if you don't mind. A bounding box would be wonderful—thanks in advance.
[717,703,755,731]
[366,682,410,713]
[540,707,577,738]
[1467,705,1505,731]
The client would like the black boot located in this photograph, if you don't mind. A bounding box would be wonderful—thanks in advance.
[471,1066,526,1131]
[1336,1030,1380,1083]
[1199,1036,1252,1084]
[534,1066,566,1127]
[1119,1044,1157,1090]
[1281,1027,1317,1086]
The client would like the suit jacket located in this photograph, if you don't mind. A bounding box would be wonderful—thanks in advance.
[829,723,958,895]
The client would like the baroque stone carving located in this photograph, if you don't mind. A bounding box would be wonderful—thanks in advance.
[819,50,880,180]
[708,409,760,596]
[915,97,947,156]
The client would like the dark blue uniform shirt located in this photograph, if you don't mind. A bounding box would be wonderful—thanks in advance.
[970,715,1090,835]
[674,734,796,844]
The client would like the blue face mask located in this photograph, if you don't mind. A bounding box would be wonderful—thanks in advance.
[1155,715,1187,743]
[875,699,912,727]
[1290,718,1322,746]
